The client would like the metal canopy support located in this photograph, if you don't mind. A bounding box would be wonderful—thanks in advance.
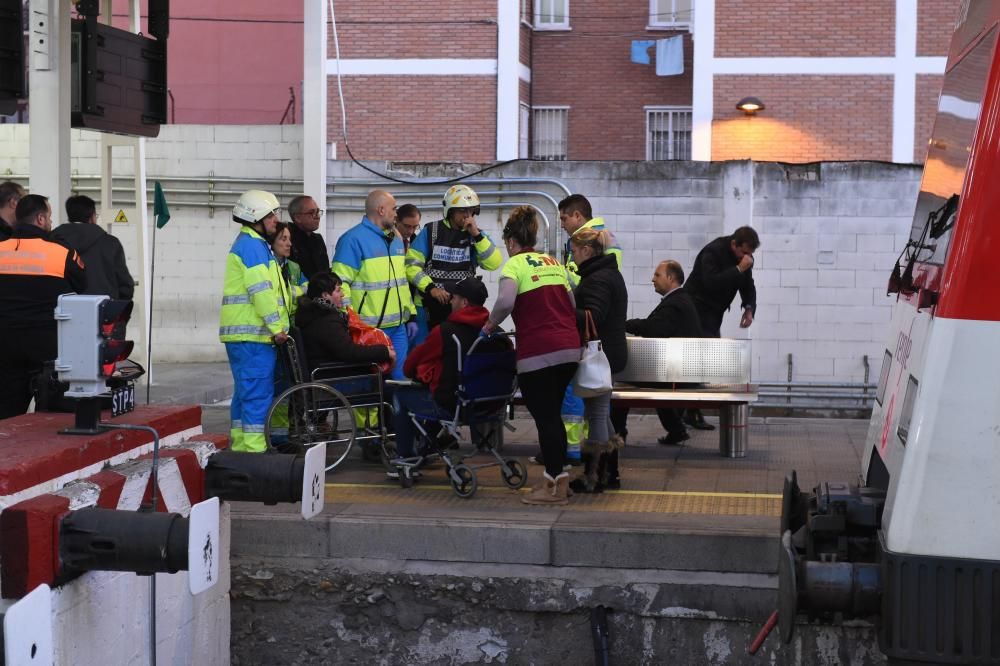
[29,0,72,206]
[303,0,328,207]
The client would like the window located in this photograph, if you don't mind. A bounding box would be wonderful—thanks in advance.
[650,0,693,29]
[519,103,530,158]
[534,0,569,30]
[896,375,919,445]
[520,0,532,25]
[531,107,568,160]
[875,350,892,406]
[646,107,692,160]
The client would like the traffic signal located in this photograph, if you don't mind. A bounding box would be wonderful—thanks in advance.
[54,295,135,398]
[0,0,26,116]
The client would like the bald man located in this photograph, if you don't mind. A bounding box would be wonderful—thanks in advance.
[331,189,415,380]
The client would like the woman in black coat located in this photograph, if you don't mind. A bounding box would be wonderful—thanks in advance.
[568,227,628,492]
[294,271,394,369]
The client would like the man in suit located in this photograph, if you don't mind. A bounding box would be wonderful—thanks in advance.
[611,259,702,445]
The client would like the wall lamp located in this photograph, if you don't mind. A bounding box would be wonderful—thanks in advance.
[736,97,765,115]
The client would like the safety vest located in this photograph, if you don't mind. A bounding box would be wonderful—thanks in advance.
[332,216,413,329]
[564,217,623,288]
[219,226,289,344]
[500,250,579,366]
[405,218,501,302]
[279,258,307,316]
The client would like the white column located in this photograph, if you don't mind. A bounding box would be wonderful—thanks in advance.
[495,0,520,160]
[304,0,328,203]
[691,0,716,161]
[892,0,918,163]
[29,0,72,207]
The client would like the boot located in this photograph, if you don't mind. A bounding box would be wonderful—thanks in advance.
[521,471,570,506]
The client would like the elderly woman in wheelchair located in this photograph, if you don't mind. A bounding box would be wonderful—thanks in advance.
[265,271,396,470]
[389,277,527,498]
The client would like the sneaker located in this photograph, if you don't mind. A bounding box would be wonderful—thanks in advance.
[657,431,691,446]
[604,478,621,490]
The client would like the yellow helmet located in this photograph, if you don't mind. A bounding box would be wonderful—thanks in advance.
[442,184,480,220]
[232,189,280,224]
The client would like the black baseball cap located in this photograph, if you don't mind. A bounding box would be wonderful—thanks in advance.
[446,277,488,306]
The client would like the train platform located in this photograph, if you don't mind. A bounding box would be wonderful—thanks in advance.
[216,403,869,574]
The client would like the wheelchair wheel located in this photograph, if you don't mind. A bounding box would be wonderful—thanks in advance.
[449,464,477,499]
[500,459,527,490]
[265,382,356,472]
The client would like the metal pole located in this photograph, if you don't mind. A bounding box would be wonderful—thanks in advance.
[146,219,157,405]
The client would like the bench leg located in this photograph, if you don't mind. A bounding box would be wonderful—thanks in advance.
[718,404,749,458]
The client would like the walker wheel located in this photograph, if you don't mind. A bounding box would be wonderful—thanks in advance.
[400,467,414,489]
[501,459,527,490]
[450,464,478,499]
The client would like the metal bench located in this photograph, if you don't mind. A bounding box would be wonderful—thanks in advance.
[613,337,757,458]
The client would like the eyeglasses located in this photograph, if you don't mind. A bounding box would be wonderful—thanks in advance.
[298,209,324,218]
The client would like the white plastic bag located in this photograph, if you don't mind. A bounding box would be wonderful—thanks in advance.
[573,311,613,397]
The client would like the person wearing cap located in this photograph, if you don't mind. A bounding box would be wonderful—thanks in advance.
[219,189,290,453]
[405,184,502,335]
[389,276,492,478]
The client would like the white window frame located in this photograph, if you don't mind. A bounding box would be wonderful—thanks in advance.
[521,0,533,27]
[519,103,531,159]
[534,0,569,31]
[648,0,693,31]
[531,106,569,161]
[645,106,692,161]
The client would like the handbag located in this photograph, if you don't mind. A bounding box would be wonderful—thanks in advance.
[573,310,613,397]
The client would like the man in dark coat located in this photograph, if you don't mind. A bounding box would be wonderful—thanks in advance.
[288,195,330,280]
[0,195,87,418]
[682,226,759,430]
[685,226,759,337]
[611,260,702,445]
[51,195,134,300]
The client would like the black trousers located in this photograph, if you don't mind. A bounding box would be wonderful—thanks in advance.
[610,406,685,440]
[0,326,57,420]
[518,362,577,479]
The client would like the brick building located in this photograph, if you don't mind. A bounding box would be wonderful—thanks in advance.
[150,0,959,165]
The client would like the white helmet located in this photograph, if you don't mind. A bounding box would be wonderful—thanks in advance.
[232,190,280,224]
[442,184,480,220]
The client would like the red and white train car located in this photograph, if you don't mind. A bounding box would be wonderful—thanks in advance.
[780,2,1000,663]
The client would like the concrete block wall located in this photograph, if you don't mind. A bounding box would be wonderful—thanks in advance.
[0,125,921,381]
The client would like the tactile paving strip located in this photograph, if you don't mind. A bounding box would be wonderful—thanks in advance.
[325,483,780,517]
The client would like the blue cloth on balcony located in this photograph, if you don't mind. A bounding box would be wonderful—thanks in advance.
[630,40,655,65]
[655,36,684,76]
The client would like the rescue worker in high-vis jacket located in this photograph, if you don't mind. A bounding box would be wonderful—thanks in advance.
[332,189,413,380]
[405,184,501,334]
[219,190,290,453]
[557,194,624,467]
[0,194,87,419]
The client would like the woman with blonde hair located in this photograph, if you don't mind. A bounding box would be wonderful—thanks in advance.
[568,227,628,492]
[483,206,580,505]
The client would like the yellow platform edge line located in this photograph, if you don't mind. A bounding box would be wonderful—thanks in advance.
[325,482,781,500]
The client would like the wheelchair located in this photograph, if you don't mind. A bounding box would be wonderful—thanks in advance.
[264,328,395,472]
[388,333,527,499]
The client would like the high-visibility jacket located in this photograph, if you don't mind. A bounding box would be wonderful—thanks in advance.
[564,217,622,288]
[405,218,501,304]
[219,226,289,344]
[278,258,307,316]
[331,216,412,329]
[0,224,87,329]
